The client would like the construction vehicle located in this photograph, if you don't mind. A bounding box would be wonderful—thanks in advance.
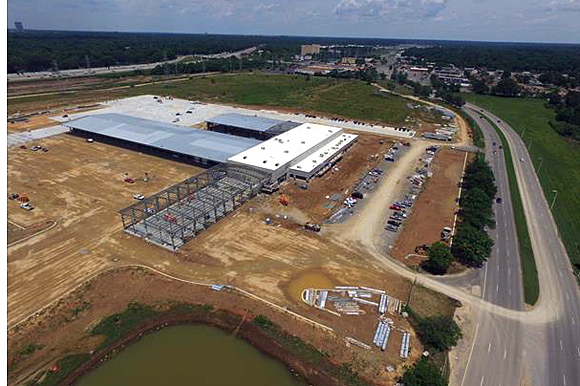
[414,244,429,254]
[440,227,452,241]
[8,193,19,200]
[280,194,289,206]
[163,213,176,222]
[124,177,134,184]
[304,223,321,232]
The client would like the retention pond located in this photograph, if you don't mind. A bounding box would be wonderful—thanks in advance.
[76,324,304,386]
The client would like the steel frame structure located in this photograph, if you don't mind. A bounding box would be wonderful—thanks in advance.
[119,164,268,250]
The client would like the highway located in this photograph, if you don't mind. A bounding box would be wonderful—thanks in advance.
[463,103,580,386]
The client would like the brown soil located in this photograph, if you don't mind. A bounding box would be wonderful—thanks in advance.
[7,267,425,386]
[7,219,56,245]
[272,133,393,222]
[7,112,457,386]
[390,149,466,269]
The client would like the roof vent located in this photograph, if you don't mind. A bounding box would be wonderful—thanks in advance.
[301,141,305,144]
[284,150,289,153]
[261,146,265,150]
[275,163,280,167]
[263,160,267,164]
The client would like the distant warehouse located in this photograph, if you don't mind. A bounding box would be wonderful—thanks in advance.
[206,113,301,141]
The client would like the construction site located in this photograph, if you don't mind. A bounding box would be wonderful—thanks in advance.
[7,93,470,385]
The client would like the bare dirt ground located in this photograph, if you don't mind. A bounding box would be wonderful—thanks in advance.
[390,149,466,269]
[7,75,154,97]
[273,133,393,222]
[7,267,431,386]
[7,108,460,385]
[7,133,200,328]
[7,219,56,245]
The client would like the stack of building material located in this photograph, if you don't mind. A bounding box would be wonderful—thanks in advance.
[373,320,391,351]
[399,332,411,359]
[378,294,388,315]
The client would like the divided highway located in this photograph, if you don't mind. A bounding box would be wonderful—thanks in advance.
[464,103,580,386]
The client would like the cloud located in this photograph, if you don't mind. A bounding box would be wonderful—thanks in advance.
[523,14,558,25]
[332,0,448,20]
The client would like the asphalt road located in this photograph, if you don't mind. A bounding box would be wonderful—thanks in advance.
[463,103,580,386]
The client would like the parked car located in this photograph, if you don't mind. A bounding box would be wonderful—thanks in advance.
[385,225,398,232]
[496,197,502,204]
[133,194,145,200]
[20,203,34,211]
[86,138,94,143]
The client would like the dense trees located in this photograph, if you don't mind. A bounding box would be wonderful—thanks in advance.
[491,77,521,97]
[425,242,453,275]
[402,357,447,386]
[8,30,426,73]
[452,156,496,267]
[547,91,580,142]
[416,315,462,352]
[403,44,580,73]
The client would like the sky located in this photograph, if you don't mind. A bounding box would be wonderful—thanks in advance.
[6,0,580,43]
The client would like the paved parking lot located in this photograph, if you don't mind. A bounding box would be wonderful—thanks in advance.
[7,126,71,147]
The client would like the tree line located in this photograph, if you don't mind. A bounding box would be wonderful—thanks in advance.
[403,43,580,73]
[546,91,580,142]
[7,30,425,74]
[425,155,496,274]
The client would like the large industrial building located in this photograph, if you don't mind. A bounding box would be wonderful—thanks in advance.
[63,113,261,165]
[228,122,357,182]
[66,111,358,250]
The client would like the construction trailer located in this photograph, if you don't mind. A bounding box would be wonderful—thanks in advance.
[119,163,269,250]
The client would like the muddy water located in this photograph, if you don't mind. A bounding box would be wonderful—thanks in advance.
[287,271,334,303]
[76,325,304,386]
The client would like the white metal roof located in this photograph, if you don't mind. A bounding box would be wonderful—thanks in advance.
[227,123,342,171]
[64,113,261,163]
[289,133,358,174]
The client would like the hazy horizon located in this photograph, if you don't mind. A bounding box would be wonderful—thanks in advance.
[7,0,580,44]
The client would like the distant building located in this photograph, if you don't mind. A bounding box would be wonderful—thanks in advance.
[301,44,321,56]
[341,57,357,65]
[14,21,24,32]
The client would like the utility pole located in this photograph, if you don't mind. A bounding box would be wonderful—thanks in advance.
[537,157,544,175]
[85,55,90,71]
[550,189,558,210]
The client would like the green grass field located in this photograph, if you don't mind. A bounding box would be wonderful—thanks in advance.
[9,73,443,127]
[483,116,539,304]
[465,94,580,275]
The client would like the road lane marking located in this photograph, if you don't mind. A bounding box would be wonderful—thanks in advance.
[503,348,507,359]
[577,347,580,357]
[560,339,563,351]
[508,268,511,277]
[460,323,480,386]
[496,284,499,293]
[559,271,563,278]
[480,376,485,386]
[497,263,499,271]
[488,342,492,353]
[572,317,576,325]
[507,249,510,257]
[566,293,570,301]
[563,374,566,386]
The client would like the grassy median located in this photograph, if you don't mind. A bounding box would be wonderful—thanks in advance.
[482,115,539,304]
[466,94,580,281]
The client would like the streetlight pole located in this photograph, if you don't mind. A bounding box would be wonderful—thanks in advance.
[550,189,558,210]
[537,157,543,175]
